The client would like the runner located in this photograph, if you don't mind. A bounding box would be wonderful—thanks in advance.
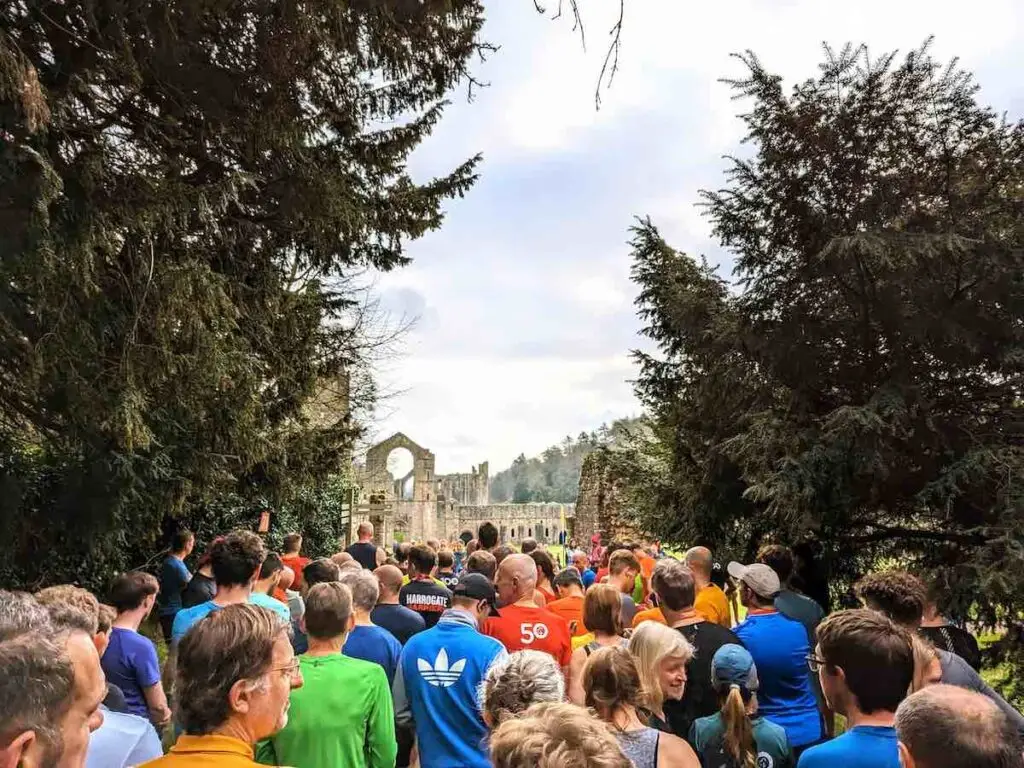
[371,564,426,645]
[280,532,311,590]
[346,521,380,570]
[896,685,1023,768]
[799,609,914,767]
[393,573,506,768]
[399,544,452,629]
[546,567,587,637]
[435,549,459,590]
[689,644,794,768]
[484,554,571,671]
[156,529,194,642]
[104,571,172,725]
[607,550,641,626]
[339,569,402,686]
[653,559,740,738]
[685,547,732,628]
[256,582,396,768]
[171,530,266,644]
[730,560,823,753]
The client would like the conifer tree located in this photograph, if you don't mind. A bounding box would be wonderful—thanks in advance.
[630,42,1024,631]
[0,2,485,583]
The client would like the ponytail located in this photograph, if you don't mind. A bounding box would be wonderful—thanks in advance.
[721,685,757,768]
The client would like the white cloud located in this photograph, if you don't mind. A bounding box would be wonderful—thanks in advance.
[365,0,1024,476]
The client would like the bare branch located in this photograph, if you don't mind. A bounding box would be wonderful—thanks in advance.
[595,0,625,109]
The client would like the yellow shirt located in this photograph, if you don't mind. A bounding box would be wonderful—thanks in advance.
[141,734,266,768]
[572,632,596,651]
[695,583,732,628]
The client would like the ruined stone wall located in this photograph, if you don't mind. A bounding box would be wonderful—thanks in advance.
[437,462,489,506]
[451,503,574,545]
[574,450,643,545]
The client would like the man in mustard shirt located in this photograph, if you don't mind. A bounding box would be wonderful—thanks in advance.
[144,604,302,767]
[685,547,732,628]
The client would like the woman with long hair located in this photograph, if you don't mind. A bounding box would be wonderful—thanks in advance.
[529,549,558,604]
[911,634,943,693]
[689,644,794,768]
[584,646,700,768]
[568,584,628,704]
[628,620,694,731]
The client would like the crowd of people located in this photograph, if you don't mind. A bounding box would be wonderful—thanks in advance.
[2,519,1023,768]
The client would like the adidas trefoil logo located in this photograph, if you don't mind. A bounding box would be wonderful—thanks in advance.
[417,648,466,688]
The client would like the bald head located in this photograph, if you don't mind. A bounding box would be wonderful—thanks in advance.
[684,547,713,580]
[496,554,538,605]
[896,684,1023,768]
[374,565,404,601]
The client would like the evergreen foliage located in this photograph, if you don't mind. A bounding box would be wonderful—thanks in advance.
[0,1,486,587]
[489,418,641,503]
[628,42,1024,634]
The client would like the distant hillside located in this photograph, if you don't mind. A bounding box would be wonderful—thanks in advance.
[489,417,644,503]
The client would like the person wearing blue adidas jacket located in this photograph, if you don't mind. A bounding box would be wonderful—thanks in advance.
[393,573,507,768]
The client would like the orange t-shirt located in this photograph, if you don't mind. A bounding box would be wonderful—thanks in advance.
[695,583,732,628]
[539,586,557,604]
[280,554,311,589]
[631,606,668,628]
[483,604,572,667]
[546,595,586,637]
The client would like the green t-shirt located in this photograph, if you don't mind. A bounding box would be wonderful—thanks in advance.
[689,712,793,768]
[256,653,396,768]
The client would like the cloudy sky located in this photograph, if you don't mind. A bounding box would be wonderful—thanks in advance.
[368,0,1024,474]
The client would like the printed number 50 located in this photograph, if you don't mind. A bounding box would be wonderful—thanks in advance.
[519,622,549,644]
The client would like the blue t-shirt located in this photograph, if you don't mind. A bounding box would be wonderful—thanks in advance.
[734,611,822,748]
[100,628,161,719]
[798,726,899,768]
[371,603,426,646]
[157,556,191,617]
[344,624,403,687]
[250,592,291,623]
[171,600,222,645]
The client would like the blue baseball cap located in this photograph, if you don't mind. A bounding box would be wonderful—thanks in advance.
[711,644,759,691]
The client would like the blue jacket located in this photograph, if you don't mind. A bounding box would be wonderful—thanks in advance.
[393,610,507,768]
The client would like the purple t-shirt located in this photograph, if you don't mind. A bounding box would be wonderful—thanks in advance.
[101,627,161,719]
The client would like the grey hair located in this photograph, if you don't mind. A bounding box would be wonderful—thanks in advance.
[895,684,1022,768]
[479,650,566,726]
[0,592,75,760]
[338,568,380,611]
[0,590,54,642]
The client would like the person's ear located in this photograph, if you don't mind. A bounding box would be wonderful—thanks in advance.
[228,678,255,716]
[0,730,37,768]
[299,616,307,635]
[897,741,916,768]
[347,613,356,632]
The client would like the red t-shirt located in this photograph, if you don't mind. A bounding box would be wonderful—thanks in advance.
[280,554,311,589]
[483,604,572,667]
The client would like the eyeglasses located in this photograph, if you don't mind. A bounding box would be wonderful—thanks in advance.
[806,654,828,673]
[272,659,302,681]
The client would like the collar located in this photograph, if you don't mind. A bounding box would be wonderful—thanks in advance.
[746,607,778,616]
[439,608,478,629]
[170,734,255,759]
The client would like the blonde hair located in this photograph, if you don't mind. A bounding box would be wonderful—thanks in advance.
[911,634,939,693]
[628,620,694,710]
[719,686,756,768]
[489,701,632,768]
